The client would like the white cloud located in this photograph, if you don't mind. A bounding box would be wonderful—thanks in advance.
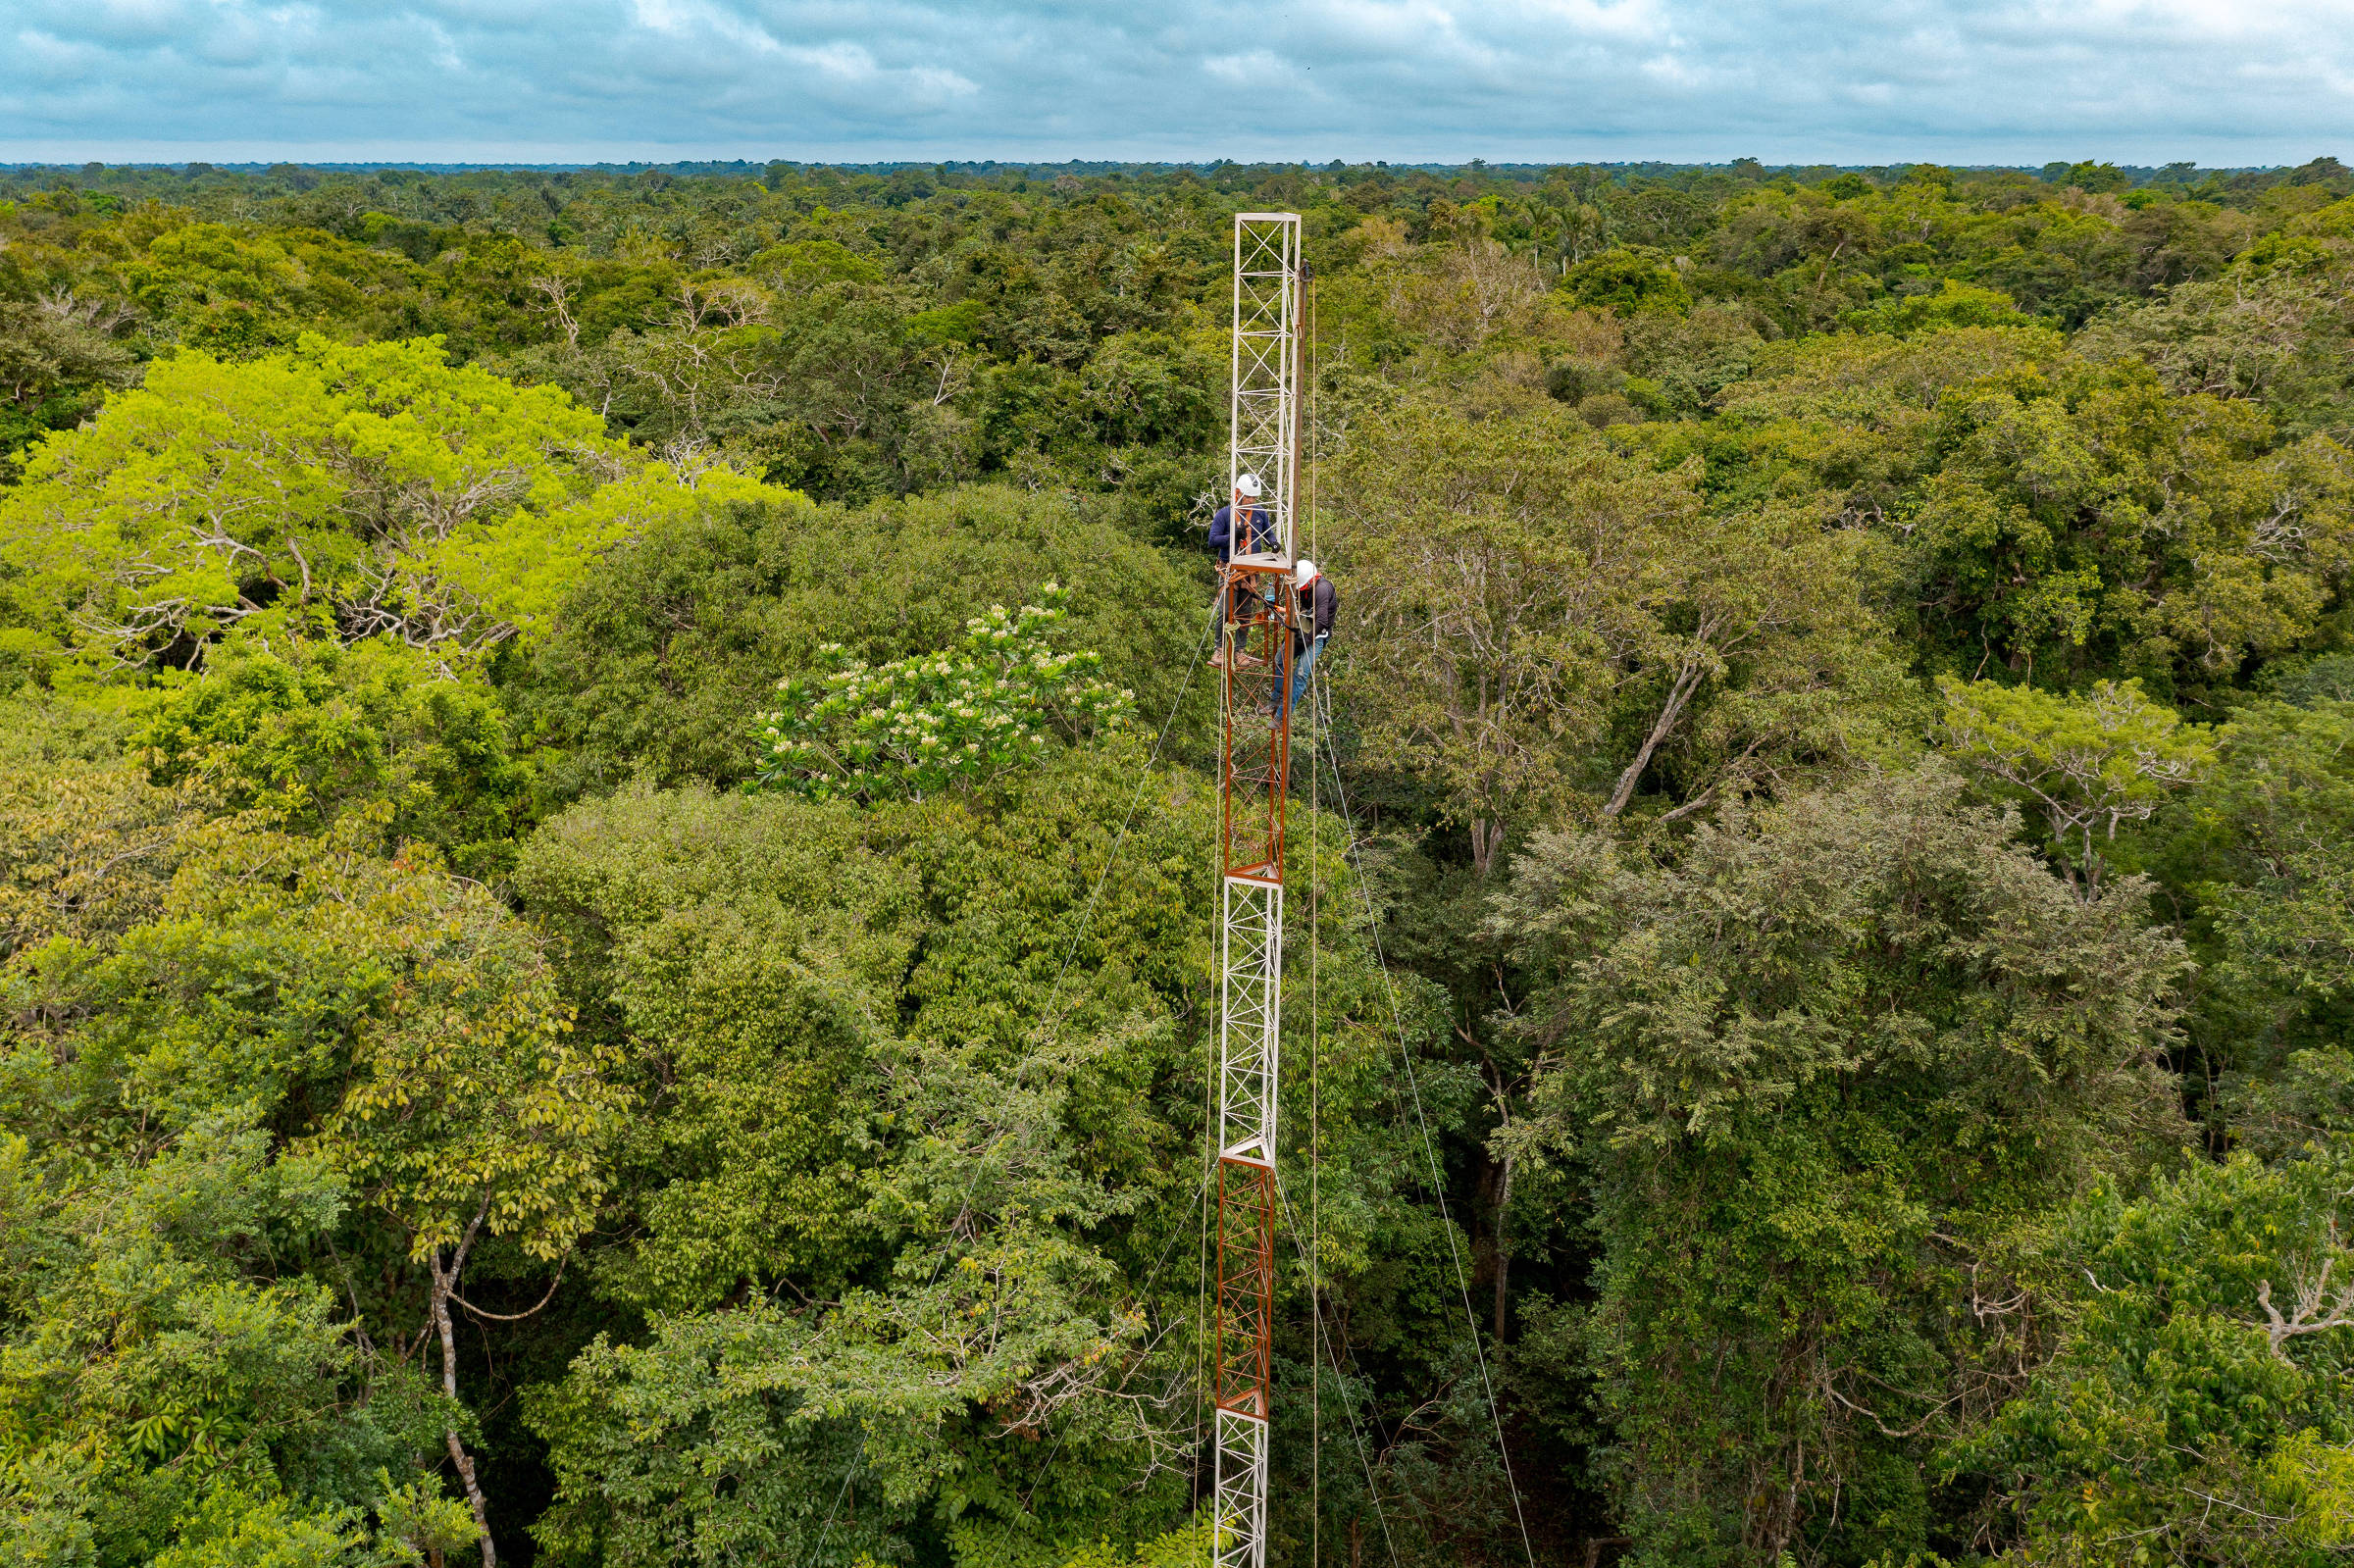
[788,37,875,76]
[1203,49,1288,87]
[421,18,464,72]
[909,64,978,99]
[6,0,2354,163]
[1636,50,1707,89]
[628,0,693,32]
[1505,0,1666,41]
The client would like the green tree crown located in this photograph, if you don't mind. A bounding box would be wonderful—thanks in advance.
[748,583,1134,803]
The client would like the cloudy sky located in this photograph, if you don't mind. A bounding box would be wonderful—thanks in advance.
[8,0,2354,166]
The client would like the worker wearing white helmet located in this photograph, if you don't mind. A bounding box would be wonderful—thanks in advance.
[1208,472,1277,669]
[1276,558,1336,721]
[1208,472,1277,563]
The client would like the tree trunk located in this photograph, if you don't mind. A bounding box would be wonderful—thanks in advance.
[1469,817,1506,876]
[1605,654,1709,818]
[431,1230,496,1568]
[1486,1074,1515,1342]
[1492,1143,1514,1342]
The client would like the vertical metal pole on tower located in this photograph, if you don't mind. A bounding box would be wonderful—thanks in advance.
[1212,212,1302,1568]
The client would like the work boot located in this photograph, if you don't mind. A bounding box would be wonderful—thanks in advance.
[1208,649,1230,670]
[1237,650,1265,667]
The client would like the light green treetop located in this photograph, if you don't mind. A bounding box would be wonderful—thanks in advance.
[1940,676,2214,890]
[0,333,765,677]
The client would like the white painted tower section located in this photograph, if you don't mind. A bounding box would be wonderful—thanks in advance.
[1211,212,1302,1568]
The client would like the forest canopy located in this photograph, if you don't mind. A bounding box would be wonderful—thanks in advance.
[5,153,2354,1568]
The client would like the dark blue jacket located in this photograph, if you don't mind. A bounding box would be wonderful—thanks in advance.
[1210,504,1275,562]
[1299,575,1337,639]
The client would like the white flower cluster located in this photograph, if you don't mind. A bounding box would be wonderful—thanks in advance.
[746,583,1133,802]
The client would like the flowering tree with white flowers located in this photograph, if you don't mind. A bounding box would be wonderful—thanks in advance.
[747,583,1134,802]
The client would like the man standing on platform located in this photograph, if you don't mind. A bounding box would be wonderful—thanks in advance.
[1208,473,1276,669]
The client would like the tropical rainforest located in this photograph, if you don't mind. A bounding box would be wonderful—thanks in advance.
[3,152,2354,1568]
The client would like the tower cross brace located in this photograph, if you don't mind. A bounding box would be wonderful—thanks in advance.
[1211,212,1303,1568]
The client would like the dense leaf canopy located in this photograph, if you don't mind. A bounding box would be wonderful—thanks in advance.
[5,153,2354,1568]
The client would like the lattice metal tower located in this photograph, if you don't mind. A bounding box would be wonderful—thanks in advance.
[1211,212,1303,1568]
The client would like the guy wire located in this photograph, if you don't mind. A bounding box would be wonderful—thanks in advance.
[1197,753,1215,1520]
[1305,260,1321,1568]
[1273,1171,1405,1568]
[1312,682,1539,1568]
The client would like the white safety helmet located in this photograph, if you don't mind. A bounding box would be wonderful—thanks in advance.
[1235,472,1262,497]
[1295,560,1318,587]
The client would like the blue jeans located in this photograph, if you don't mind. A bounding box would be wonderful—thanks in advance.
[1278,634,1327,720]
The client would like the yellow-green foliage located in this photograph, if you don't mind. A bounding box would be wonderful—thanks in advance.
[0,333,764,677]
[12,155,2354,1568]
[1055,1520,1212,1568]
[1940,676,2214,883]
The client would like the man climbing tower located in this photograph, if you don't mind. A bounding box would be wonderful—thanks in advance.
[1276,559,1335,720]
[1208,472,1276,670]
